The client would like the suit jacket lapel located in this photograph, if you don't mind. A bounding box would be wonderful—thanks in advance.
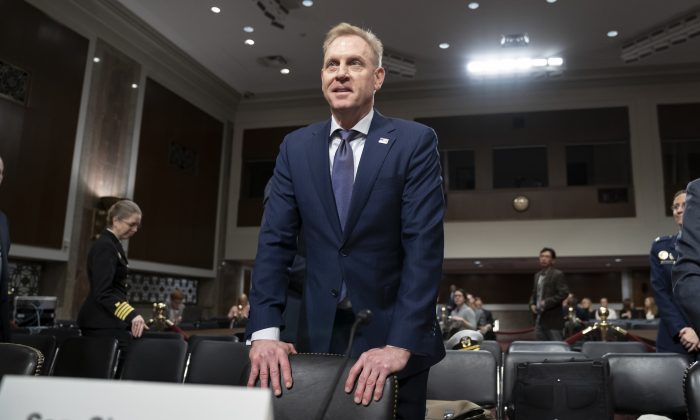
[342,112,396,242]
[306,120,344,238]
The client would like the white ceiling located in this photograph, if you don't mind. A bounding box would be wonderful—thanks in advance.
[114,0,700,97]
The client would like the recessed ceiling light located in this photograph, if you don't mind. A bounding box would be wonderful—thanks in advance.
[614,258,623,263]
[280,68,290,74]
[210,6,221,13]
[546,0,557,3]
[439,43,450,49]
[93,57,101,63]
[474,260,481,265]
[607,30,619,38]
[243,26,254,33]
[131,83,138,89]
[302,0,313,6]
[244,39,255,46]
[468,2,479,10]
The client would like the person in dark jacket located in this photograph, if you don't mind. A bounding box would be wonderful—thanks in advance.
[78,199,147,371]
[530,247,569,341]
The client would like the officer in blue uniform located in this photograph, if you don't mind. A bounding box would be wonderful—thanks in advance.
[650,189,698,359]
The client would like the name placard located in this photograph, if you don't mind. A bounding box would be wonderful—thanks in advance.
[0,376,273,420]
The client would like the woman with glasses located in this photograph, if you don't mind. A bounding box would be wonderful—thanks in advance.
[78,199,148,375]
[650,189,698,359]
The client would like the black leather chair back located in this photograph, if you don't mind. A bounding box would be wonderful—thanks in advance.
[426,350,497,407]
[120,337,187,382]
[52,336,119,379]
[38,327,81,348]
[185,340,249,385]
[142,330,185,340]
[507,340,570,353]
[502,350,589,408]
[265,353,397,420]
[186,334,237,354]
[11,334,57,375]
[685,361,700,420]
[603,352,690,417]
[580,341,647,360]
[0,343,44,378]
[479,340,502,366]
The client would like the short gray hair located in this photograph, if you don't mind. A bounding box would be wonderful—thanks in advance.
[107,199,141,227]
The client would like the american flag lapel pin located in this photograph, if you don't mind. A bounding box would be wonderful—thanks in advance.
[378,137,389,144]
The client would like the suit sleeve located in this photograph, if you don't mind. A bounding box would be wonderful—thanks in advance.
[386,127,445,354]
[650,241,686,340]
[673,179,700,329]
[246,136,300,338]
[89,242,137,323]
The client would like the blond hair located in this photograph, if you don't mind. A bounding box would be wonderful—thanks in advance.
[323,22,383,67]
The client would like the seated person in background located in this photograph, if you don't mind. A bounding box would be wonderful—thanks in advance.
[227,293,250,327]
[620,298,635,320]
[643,296,659,320]
[166,289,185,325]
[595,297,618,320]
[447,288,477,336]
[474,296,497,340]
[577,297,595,321]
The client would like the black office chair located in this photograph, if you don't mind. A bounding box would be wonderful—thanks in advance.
[426,350,497,408]
[52,336,119,379]
[186,334,238,354]
[0,343,44,379]
[603,352,690,419]
[580,341,648,359]
[507,340,570,353]
[502,350,589,418]
[11,333,57,375]
[185,340,250,385]
[142,330,185,340]
[685,361,700,420]
[479,340,503,366]
[120,337,187,382]
[38,327,81,348]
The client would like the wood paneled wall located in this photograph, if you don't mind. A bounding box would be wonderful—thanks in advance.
[130,79,223,269]
[0,0,88,248]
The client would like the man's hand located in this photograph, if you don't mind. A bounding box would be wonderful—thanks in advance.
[530,304,538,315]
[131,315,148,338]
[247,340,297,396]
[679,327,700,352]
[345,346,410,405]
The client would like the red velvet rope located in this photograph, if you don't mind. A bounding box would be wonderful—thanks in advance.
[495,327,536,335]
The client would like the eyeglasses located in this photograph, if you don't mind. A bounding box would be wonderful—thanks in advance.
[671,203,686,212]
[119,218,141,229]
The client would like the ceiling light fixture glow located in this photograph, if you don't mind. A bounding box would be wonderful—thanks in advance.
[244,39,255,46]
[131,83,138,89]
[439,43,450,49]
[243,26,254,33]
[466,57,564,74]
[302,0,313,6]
[93,57,101,63]
[210,6,221,13]
[280,68,290,74]
[468,2,479,10]
[546,0,557,3]
[607,30,619,38]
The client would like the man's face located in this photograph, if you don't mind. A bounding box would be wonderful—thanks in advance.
[453,291,465,306]
[673,193,686,226]
[539,250,554,268]
[321,35,385,119]
[600,298,609,307]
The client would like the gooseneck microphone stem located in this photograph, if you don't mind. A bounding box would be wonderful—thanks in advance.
[314,309,373,420]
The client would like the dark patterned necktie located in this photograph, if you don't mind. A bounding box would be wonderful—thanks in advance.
[332,129,356,230]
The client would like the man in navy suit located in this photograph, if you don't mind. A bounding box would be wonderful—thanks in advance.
[0,155,11,342]
[674,178,700,353]
[246,22,445,419]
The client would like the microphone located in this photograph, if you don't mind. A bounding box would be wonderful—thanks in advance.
[314,309,373,420]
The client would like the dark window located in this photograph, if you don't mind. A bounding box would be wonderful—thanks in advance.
[493,146,548,188]
[443,150,475,190]
[566,143,631,186]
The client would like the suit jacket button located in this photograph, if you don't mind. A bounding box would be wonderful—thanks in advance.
[331,289,339,298]
[339,249,349,257]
